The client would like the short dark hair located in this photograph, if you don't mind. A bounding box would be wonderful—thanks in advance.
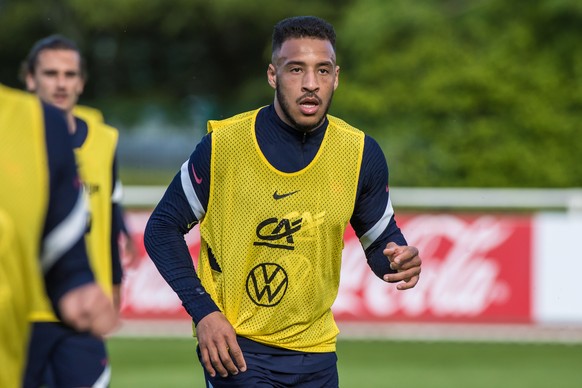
[20,34,86,82]
[272,16,336,56]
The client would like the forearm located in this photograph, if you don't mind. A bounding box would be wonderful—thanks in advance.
[355,135,409,279]
[144,176,219,324]
[45,237,95,317]
[364,218,407,279]
[145,214,219,323]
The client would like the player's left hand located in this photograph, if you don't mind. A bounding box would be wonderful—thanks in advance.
[58,283,118,336]
[382,242,421,290]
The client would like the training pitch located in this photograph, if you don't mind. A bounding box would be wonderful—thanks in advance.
[107,337,582,387]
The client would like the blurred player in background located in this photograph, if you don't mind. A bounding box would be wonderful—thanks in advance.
[145,16,422,387]
[21,35,124,388]
[74,104,141,268]
[0,83,117,388]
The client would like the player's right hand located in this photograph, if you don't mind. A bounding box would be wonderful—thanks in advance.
[58,282,118,336]
[196,311,247,378]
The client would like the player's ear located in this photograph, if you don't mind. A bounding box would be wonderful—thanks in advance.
[76,78,85,96]
[25,73,36,92]
[334,65,340,91]
[267,64,277,89]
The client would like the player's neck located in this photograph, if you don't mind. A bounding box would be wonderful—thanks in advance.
[66,112,76,134]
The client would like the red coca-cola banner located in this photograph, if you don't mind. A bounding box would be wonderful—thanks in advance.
[120,212,532,323]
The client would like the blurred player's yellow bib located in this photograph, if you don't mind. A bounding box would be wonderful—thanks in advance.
[74,117,118,298]
[198,108,364,352]
[0,85,48,388]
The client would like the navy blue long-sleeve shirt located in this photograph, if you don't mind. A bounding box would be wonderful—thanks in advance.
[42,102,95,313]
[145,105,407,325]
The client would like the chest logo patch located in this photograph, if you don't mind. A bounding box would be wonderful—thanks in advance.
[253,211,325,250]
[246,263,288,307]
[254,217,303,250]
[273,190,299,200]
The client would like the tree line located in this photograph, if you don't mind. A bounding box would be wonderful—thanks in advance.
[1,0,581,187]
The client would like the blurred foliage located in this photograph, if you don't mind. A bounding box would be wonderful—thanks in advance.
[1,0,581,187]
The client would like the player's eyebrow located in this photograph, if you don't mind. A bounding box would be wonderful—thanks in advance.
[283,60,335,68]
[40,69,80,75]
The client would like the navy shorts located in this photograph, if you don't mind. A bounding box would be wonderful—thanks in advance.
[198,344,339,388]
[23,322,110,388]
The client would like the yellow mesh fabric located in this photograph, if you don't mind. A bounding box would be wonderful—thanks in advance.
[0,85,47,387]
[0,209,30,388]
[198,109,364,352]
[74,121,117,298]
[73,105,105,123]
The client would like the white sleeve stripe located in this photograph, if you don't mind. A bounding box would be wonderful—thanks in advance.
[180,160,205,221]
[360,197,394,250]
[41,190,88,274]
[111,180,123,204]
[93,364,111,388]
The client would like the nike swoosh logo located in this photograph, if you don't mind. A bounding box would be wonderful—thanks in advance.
[187,221,197,229]
[191,164,203,184]
[273,190,300,200]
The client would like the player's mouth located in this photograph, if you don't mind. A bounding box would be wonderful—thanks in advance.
[52,93,68,105]
[298,96,321,115]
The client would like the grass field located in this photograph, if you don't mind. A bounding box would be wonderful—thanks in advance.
[107,337,582,387]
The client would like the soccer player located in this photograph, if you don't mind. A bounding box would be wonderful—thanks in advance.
[21,35,124,388]
[144,16,422,387]
[74,103,140,268]
[0,84,117,388]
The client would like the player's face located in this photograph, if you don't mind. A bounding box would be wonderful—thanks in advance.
[268,38,339,132]
[26,49,84,113]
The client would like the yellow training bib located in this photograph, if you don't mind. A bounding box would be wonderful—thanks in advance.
[198,109,364,352]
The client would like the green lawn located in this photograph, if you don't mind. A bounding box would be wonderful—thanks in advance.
[107,338,582,388]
